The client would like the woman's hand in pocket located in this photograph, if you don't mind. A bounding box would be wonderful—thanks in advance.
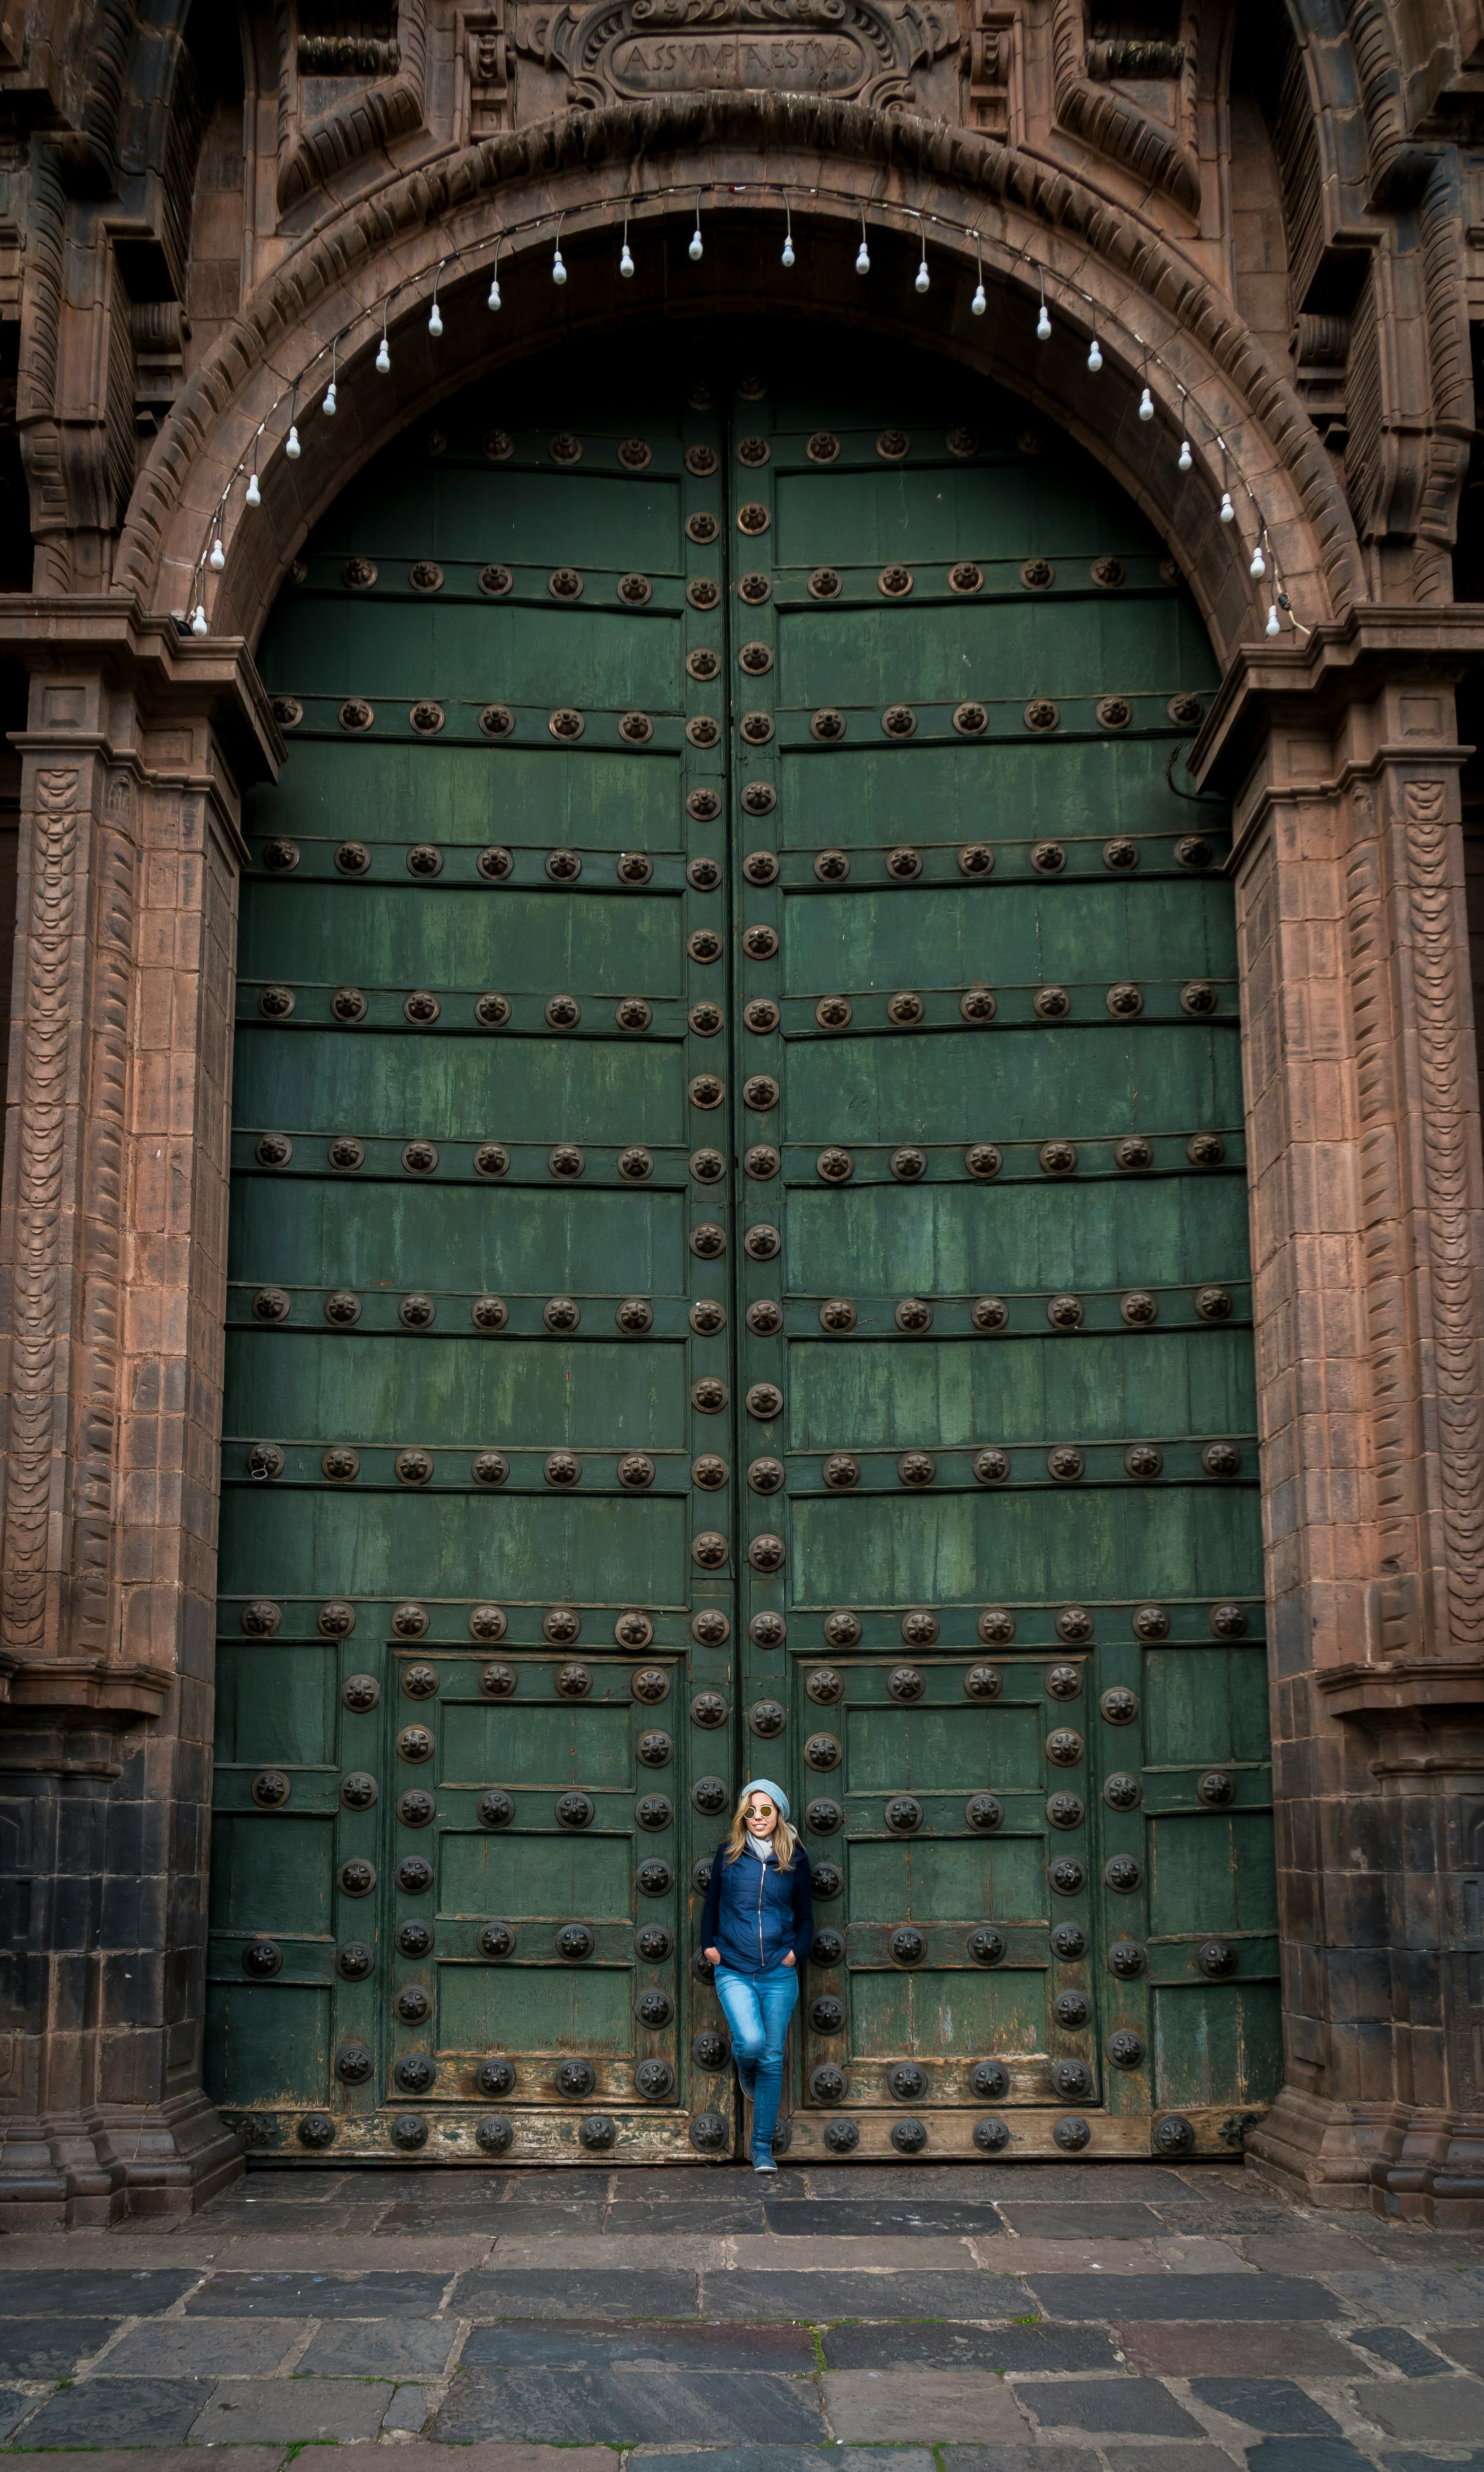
[782,1951,796,1966]
[703,1946,721,1965]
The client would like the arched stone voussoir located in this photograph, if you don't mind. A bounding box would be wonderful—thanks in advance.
[121,91,1361,662]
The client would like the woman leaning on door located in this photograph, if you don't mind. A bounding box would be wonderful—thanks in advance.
[699,1779,814,2173]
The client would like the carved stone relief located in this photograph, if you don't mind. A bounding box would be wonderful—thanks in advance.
[512,0,958,111]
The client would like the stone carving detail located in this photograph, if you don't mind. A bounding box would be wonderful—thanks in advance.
[1404,778,1484,1648]
[1346,811,1417,1652]
[1049,0,1199,216]
[517,0,957,106]
[3,769,82,1653]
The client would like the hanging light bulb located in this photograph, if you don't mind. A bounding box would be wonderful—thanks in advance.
[552,246,567,285]
[856,218,870,276]
[1035,272,1050,340]
[285,422,300,459]
[322,378,337,416]
[191,604,208,637]
[428,295,443,338]
[245,470,261,508]
[487,244,502,312]
[972,279,986,316]
[1219,489,1234,522]
[376,323,391,375]
[1249,539,1266,577]
[1265,601,1281,638]
[209,535,225,572]
[782,210,795,269]
[1178,437,1192,473]
[689,197,704,262]
[1138,384,1154,420]
[915,231,930,294]
[1087,330,1102,373]
[620,221,634,279]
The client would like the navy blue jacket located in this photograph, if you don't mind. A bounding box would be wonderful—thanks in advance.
[699,1839,814,1975]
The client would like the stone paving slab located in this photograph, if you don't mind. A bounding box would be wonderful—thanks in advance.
[305,2449,619,2472]
[199,2233,496,2268]
[625,2450,936,2472]
[1188,2376,1347,2433]
[1382,2454,1484,2472]
[1321,2267,1484,2320]
[435,2365,828,2444]
[1243,2442,1378,2472]
[295,2316,463,2373]
[764,2200,1006,2238]
[821,2321,1119,2371]
[940,2451,1104,2472]
[1433,2323,1484,2370]
[1,2454,290,2472]
[1112,2320,1369,2377]
[0,2269,202,2315]
[1022,2376,1206,2436]
[1349,2324,1453,2375]
[700,2270,1021,2319]
[996,2204,1165,2240]
[461,2319,817,2368]
[0,2319,122,2377]
[487,2234,728,2269]
[0,2400,28,2445]
[729,2235,984,2270]
[1351,2376,1484,2438]
[452,2266,701,2317]
[606,2201,770,2235]
[13,2378,213,2447]
[1104,2451,1244,2472]
[184,2266,452,2314]
[1027,2270,1335,2319]
[96,2319,303,2375]
[977,2238,1247,2273]
[1235,2229,1399,2271]
[187,2376,394,2443]
[821,2368,1029,2442]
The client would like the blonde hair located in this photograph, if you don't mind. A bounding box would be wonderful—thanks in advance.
[724,1784,797,1869]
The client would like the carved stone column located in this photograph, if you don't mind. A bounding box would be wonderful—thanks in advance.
[1200,612,1484,2228]
[0,601,278,2224]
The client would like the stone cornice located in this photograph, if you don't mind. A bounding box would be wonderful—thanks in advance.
[1193,604,1484,804]
[0,594,282,789]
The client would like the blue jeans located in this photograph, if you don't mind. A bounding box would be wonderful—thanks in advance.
[714,1962,798,2159]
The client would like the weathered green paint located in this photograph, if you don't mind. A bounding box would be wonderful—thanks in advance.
[207,337,1279,2162]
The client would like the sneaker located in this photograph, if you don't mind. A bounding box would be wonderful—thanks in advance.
[751,2148,779,2174]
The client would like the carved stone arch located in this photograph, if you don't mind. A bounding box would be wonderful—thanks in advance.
[117,91,1361,664]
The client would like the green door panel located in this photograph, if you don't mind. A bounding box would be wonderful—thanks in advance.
[206,1987,331,2108]
[787,1490,1264,1608]
[784,1180,1252,1293]
[208,332,1275,2166]
[780,1029,1241,1145]
[229,1186,685,1293]
[218,1488,691,1605]
[234,1027,686,1146]
[207,1816,334,1938]
[248,741,684,849]
[776,737,1223,848]
[238,883,685,991]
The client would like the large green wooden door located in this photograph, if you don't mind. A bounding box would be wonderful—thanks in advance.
[208,332,1279,2165]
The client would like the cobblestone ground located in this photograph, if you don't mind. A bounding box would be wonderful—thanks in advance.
[0,2161,1481,2469]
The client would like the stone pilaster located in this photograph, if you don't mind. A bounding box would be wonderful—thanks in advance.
[1201,614,1484,2227]
[0,601,278,2223]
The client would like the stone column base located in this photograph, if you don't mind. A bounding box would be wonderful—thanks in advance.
[1246,2086,1484,2228]
[0,2088,243,2228]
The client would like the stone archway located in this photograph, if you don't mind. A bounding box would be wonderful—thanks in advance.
[4,75,1484,2225]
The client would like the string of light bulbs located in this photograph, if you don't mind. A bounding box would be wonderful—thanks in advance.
[186,181,1303,647]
